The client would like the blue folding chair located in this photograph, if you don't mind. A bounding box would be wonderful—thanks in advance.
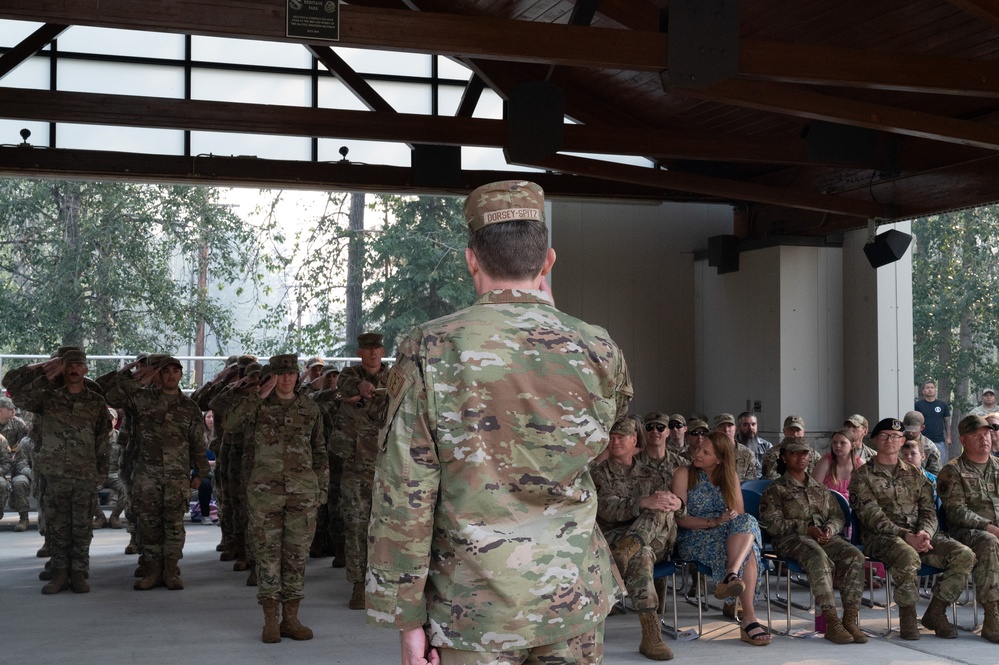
[741,478,772,495]
[653,560,683,639]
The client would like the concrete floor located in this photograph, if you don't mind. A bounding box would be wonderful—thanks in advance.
[3,510,998,665]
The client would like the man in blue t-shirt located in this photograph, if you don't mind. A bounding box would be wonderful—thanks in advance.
[914,380,951,463]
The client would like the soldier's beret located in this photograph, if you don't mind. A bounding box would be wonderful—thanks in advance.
[268,354,299,375]
[870,417,903,438]
[357,332,384,349]
[464,180,546,233]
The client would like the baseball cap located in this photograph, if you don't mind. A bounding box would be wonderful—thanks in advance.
[959,414,990,436]
[713,413,736,427]
[782,439,812,453]
[984,388,996,396]
[644,412,668,426]
[610,416,638,436]
[783,415,805,431]
[668,413,686,426]
[902,410,924,433]
[844,414,868,429]
[464,180,546,233]
[687,419,709,434]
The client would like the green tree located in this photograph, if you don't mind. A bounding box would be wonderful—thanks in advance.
[364,195,476,351]
[911,207,999,416]
[0,179,268,370]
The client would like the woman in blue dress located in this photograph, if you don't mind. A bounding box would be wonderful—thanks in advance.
[671,431,770,646]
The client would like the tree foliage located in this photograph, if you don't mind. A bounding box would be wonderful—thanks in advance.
[363,195,476,352]
[0,179,268,368]
[911,207,999,412]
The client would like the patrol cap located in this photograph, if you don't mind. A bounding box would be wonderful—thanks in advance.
[870,417,903,438]
[357,332,384,349]
[781,439,812,454]
[305,356,325,369]
[244,361,262,376]
[259,364,271,382]
[157,356,182,371]
[712,413,736,427]
[146,354,168,369]
[669,414,687,426]
[984,388,996,396]
[224,354,238,367]
[0,396,14,409]
[464,180,546,233]
[610,416,638,436]
[61,349,87,365]
[844,414,868,429]
[959,414,990,436]
[687,419,709,435]
[321,365,340,376]
[236,354,258,369]
[902,410,924,432]
[56,345,81,357]
[783,414,805,431]
[643,412,668,426]
[268,354,299,375]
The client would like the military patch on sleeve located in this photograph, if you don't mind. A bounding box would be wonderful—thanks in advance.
[386,355,413,400]
[378,354,419,453]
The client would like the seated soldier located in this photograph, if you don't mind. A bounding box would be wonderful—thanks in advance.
[937,415,999,643]
[850,417,974,641]
[593,415,683,661]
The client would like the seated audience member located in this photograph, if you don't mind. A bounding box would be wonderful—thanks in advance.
[900,440,936,493]
[902,410,942,474]
[759,440,867,644]
[937,415,999,643]
[663,413,687,454]
[849,418,974,641]
[987,412,999,457]
[713,413,758,481]
[812,428,863,500]
[761,416,820,479]
[735,412,772,477]
[678,419,710,465]
[672,432,770,646]
[844,414,877,462]
[594,415,682,660]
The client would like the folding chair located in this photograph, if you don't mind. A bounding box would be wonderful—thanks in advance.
[653,560,682,639]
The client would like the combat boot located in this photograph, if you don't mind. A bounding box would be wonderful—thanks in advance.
[638,609,673,660]
[842,605,868,643]
[280,599,314,640]
[982,602,999,643]
[36,545,50,558]
[124,533,138,555]
[93,513,107,529]
[261,599,281,643]
[162,559,184,590]
[921,595,957,638]
[70,569,90,593]
[108,513,123,529]
[134,560,164,590]
[216,536,229,553]
[41,568,70,595]
[898,604,920,640]
[246,567,257,587]
[39,560,53,581]
[134,555,151,578]
[613,535,643,572]
[348,581,365,610]
[821,607,854,644]
[14,512,29,532]
[331,542,346,568]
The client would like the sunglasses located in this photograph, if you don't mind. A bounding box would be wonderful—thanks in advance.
[668,422,685,430]
[645,423,667,432]
[989,424,999,431]
[689,430,709,437]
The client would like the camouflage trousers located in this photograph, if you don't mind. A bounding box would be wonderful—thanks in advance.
[311,453,345,553]
[120,458,138,536]
[772,534,864,608]
[43,477,94,572]
[437,623,604,665]
[248,490,317,603]
[864,532,975,606]
[239,444,256,561]
[132,474,189,561]
[341,457,375,583]
[950,526,999,603]
[214,442,230,541]
[605,510,676,611]
[0,470,31,515]
[91,474,126,520]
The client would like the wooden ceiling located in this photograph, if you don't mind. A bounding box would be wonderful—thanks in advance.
[2,0,999,238]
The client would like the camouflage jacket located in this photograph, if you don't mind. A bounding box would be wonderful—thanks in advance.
[635,448,684,490]
[735,442,759,480]
[330,363,390,462]
[919,434,942,474]
[759,472,845,545]
[849,459,936,541]
[309,388,341,451]
[0,434,10,477]
[208,385,251,450]
[366,289,633,650]
[6,377,111,483]
[937,454,999,531]
[762,441,822,480]
[224,391,329,503]
[593,456,680,533]
[104,373,209,482]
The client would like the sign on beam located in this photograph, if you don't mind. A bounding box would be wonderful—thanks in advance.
[287,0,340,42]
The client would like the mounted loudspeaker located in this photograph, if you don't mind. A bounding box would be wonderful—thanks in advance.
[863,229,912,269]
[708,235,740,274]
[506,82,564,163]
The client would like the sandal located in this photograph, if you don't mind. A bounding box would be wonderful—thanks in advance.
[740,621,771,646]
[714,572,746,600]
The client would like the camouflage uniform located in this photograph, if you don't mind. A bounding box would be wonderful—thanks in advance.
[310,387,345,557]
[849,460,974,606]
[224,385,329,603]
[91,429,126,524]
[759,472,864,608]
[4,416,33,520]
[937,455,999,603]
[5,372,111,575]
[734,443,759,481]
[366,288,632,654]
[0,434,14,515]
[105,373,208,565]
[762,440,821,480]
[920,434,942,474]
[335,362,390,585]
[593,453,681,610]
[208,384,254,562]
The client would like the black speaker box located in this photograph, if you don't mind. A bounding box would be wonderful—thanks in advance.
[412,144,462,188]
[863,229,912,269]
[506,82,564,163]
[708,235,740,274]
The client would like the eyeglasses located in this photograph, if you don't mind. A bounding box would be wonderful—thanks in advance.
[876,432,904,441]
[689,430,709,437]
[645,423,666,433]
[989,424,999,431]
[668,422,685,430]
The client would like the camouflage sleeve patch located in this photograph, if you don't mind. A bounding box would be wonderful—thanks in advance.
[378,349,418,454]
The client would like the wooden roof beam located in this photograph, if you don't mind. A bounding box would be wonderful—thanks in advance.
[513,152,887,218]
[0,1,668,71]
[306,45,395,114]
[673,79,999,152]
[947,0,999,31]
[0,23,67,79]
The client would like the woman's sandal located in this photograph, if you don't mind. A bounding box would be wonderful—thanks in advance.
[714,572,746,599]
[740,621,771,646]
